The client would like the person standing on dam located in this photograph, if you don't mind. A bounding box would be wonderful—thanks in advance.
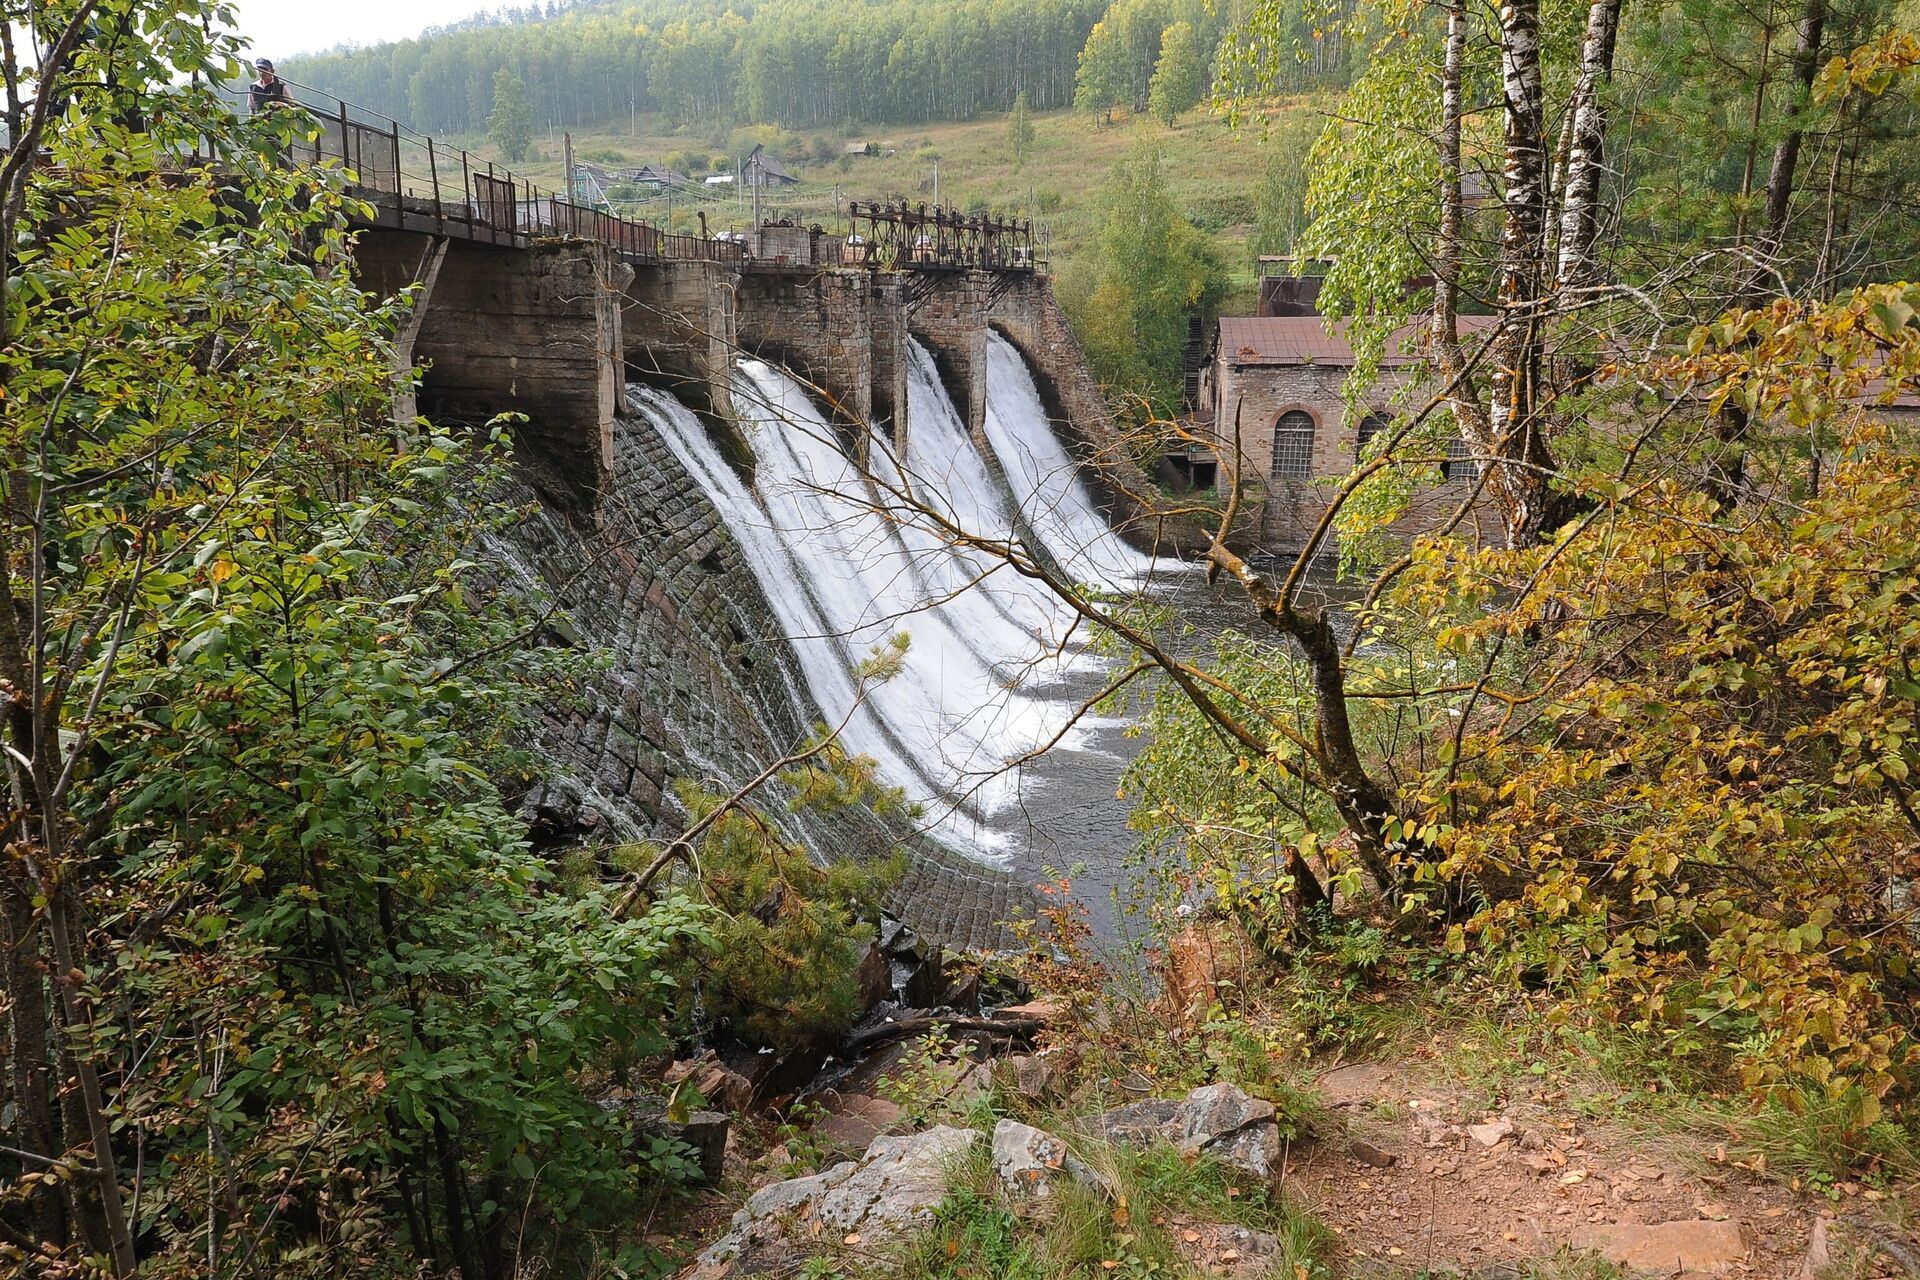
[248,58,290,112]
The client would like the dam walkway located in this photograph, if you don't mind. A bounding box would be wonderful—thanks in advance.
[273,82,1039,275]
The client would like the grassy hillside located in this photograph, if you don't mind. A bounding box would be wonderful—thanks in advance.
[440,100,1320,307]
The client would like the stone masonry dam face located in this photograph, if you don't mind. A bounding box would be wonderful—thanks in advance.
[353,231,1191,950]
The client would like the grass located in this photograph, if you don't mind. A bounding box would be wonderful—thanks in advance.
[438,99,1323,305]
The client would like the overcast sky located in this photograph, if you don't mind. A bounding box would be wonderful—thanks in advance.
[229,0,500,61]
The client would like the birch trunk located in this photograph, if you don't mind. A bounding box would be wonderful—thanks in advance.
[1555,0,1625,289]
[1488,0,1557,547]
[1430,0,1494,447]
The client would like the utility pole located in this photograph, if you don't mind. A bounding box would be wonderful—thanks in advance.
[932,157,940,207]
[563,131,575,203]
[749,151,762,232]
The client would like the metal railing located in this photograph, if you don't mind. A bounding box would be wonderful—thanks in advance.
[240,81,1042,275]
[266,80,744,264]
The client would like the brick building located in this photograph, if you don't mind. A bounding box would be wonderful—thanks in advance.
[1198,304,1496,551]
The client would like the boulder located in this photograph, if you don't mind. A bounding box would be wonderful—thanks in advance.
[1568,1218,1755,1275]
[991,1119,1104,1198]
[1177,1083,1281,1179]
[690,1125,980,1277]
[1095,1083,1282,1181]
[811,1126,981,1232]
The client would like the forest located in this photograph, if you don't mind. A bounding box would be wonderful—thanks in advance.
[278,0,1334,135]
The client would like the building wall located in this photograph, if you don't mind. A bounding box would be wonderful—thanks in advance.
[1212,358,1495,550]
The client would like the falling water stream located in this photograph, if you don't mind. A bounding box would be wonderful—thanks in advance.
[636,335,1211,942]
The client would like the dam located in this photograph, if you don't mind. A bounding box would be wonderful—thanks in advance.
[323,99,1195,950]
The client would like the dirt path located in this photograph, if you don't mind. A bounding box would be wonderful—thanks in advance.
[1285,1055,1912,1277]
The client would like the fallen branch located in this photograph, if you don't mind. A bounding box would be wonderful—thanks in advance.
[843,1013,1043,1054]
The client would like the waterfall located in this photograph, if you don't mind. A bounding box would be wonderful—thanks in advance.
[981,333,1167,588]
[630,337,1170,870]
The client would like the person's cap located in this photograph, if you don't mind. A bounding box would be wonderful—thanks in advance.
[254,58,274,70]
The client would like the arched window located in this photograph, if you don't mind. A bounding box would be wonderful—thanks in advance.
[1355,413,1389,461]
[1439,434,1475,484]
[1271,410,1316,481]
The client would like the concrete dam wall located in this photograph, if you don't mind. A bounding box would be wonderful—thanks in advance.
[354,230,1178,949]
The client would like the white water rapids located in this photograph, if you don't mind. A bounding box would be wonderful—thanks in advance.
[634,336,1177,867]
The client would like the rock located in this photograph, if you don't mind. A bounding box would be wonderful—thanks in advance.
[1349,1137,1398,1168]
[678,1111,731,1185]
[1097,1097,1183,1146]
[998,1054,1054,1100]
[1798,1217,1831,1280]
[1178,1083,1282,1179]
[945,1060,992,1105]
[854,942,892,1011]
[1569,1218,1755,1275]
[690,1126,980,1276]
[1096,1083,1282,1181]
[665,1054,755,1113]
[944,966,982,1012]
[812,1094,902,1152]
[992,1119,1104,1197]
[1467,1118,1516,1148]
[994,997,1065,1027]
[811,1126,981,1232]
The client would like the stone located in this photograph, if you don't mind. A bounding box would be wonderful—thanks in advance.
[1178,1083,1281,1179]
[1097,1097,1183,1146]
[998,1052,1065,1101]
[1096,1083,1282,1181]
[1467,1118,1516,1148]
[678,1111,731,1185]
[811,1095,902,1152]
[690,1126,980,1277]
[1568,1218,1755,1275]
[1798,1217,1831,1280]
[854,942,892,1011]
[811,1126,982,1232]
[1349,1137,1398,1168]
[991,1119,1103,1198]
[665,1054,755,1112]
[994,997,1065,1027]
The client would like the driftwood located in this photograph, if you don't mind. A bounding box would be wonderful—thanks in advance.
[843,1012,1042,1054]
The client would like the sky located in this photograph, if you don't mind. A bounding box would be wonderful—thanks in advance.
[228,0,499,61]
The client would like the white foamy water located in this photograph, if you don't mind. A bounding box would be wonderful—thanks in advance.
[981,333,1168,588]
[632,338,1175,869]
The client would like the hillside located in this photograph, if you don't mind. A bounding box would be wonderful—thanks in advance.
[432,100,1315,304]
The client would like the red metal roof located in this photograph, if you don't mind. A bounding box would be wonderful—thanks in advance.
[1219,315,1496,368]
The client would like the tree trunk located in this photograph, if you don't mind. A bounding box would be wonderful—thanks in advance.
[1484,0,1559,548]
[2,857,65,1246]
[1555,0,1625,289]
[1755,0,1829,277]
[1430,0,1495,448]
